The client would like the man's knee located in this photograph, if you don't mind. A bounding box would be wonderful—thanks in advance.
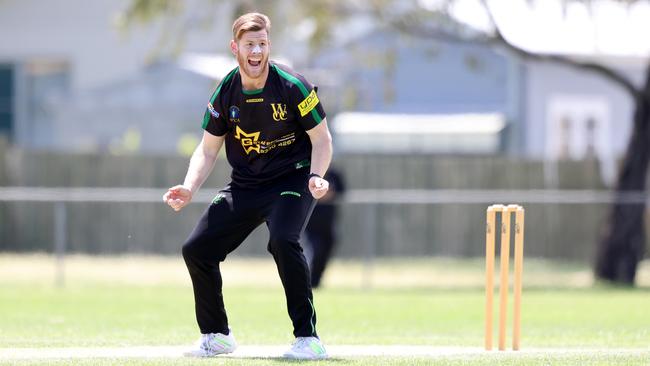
[267,232,301,255]
[183,234,233,263]
[182,239,200,262]
[182,234,215,260]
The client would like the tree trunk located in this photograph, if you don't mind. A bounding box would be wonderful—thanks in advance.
[595,63,650,285]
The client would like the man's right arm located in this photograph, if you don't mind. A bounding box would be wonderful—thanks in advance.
[163,131,225,211]
[183,131,225,193]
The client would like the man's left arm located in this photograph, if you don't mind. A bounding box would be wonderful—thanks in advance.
[306,118,333,199]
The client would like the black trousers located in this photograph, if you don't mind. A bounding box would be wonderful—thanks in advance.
[181,169,318,337]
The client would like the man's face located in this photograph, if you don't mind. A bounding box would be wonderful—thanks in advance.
[231,30,270,81]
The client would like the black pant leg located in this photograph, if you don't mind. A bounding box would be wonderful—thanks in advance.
[182,191,262,334]
[264,174,318,338]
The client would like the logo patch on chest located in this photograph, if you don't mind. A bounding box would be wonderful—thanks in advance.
[270,103,288,121]
[234,125,296,155]
[229,106,240,123]
[234,125,260,154]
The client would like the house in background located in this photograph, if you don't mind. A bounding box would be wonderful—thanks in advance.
[0,0,235,153]
[315,20,646,186]
[525,57,647,185]
[314,29,514,155]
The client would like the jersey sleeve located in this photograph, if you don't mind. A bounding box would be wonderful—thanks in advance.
[202,69,238,136]
[202,98,227,136]
[290,74,326,130]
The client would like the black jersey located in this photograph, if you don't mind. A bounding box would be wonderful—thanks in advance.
[202,62,326,189]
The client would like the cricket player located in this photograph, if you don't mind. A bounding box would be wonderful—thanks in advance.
[163,12,332,360]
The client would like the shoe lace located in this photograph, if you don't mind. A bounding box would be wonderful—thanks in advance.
[198,334,211,351]
[292,337,312,350]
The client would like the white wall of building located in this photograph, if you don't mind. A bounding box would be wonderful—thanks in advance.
[526,60,644,159]
[525,59,645,185]
[0,0,234,90]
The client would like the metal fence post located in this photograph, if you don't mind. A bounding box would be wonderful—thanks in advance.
[362,202,377,289]
[54,201,67,287]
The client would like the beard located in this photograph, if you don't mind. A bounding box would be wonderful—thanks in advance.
[236,51,269,81]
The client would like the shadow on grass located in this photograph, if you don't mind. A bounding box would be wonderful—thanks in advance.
[222,356,351,363]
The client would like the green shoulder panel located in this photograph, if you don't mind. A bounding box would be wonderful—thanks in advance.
[272,64,323,124]
[202,67,239,129]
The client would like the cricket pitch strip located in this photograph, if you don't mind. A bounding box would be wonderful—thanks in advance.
[1,345,649,360]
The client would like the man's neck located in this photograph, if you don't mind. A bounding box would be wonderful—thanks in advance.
[241,66,269,91]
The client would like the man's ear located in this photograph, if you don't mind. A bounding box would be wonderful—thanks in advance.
[230,40,237,55]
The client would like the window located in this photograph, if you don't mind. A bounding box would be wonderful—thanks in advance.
[0,65,13,140]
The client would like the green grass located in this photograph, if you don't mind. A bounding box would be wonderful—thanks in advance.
[0,255,649,365]
[1,285,649,348]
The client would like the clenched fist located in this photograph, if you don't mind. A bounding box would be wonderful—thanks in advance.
[308,176,329,199]
[163,185,193,212]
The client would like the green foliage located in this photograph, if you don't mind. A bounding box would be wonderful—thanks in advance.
[121,0,183,24]
[118,0,649,56]
[119,0,370,58]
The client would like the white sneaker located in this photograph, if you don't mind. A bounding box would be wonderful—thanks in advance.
[283,336,328,360]
[183,330,237,357]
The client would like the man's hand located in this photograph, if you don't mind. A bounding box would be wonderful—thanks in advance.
[163,185,193,212]
[308,176,329,199]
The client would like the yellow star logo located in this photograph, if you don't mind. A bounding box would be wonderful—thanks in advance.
[234,125,261,154]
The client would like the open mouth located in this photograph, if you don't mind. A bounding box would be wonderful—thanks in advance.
[248,59,261,67]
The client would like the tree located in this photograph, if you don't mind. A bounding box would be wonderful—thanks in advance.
[118,0,364,63]
[380,0,649,285]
